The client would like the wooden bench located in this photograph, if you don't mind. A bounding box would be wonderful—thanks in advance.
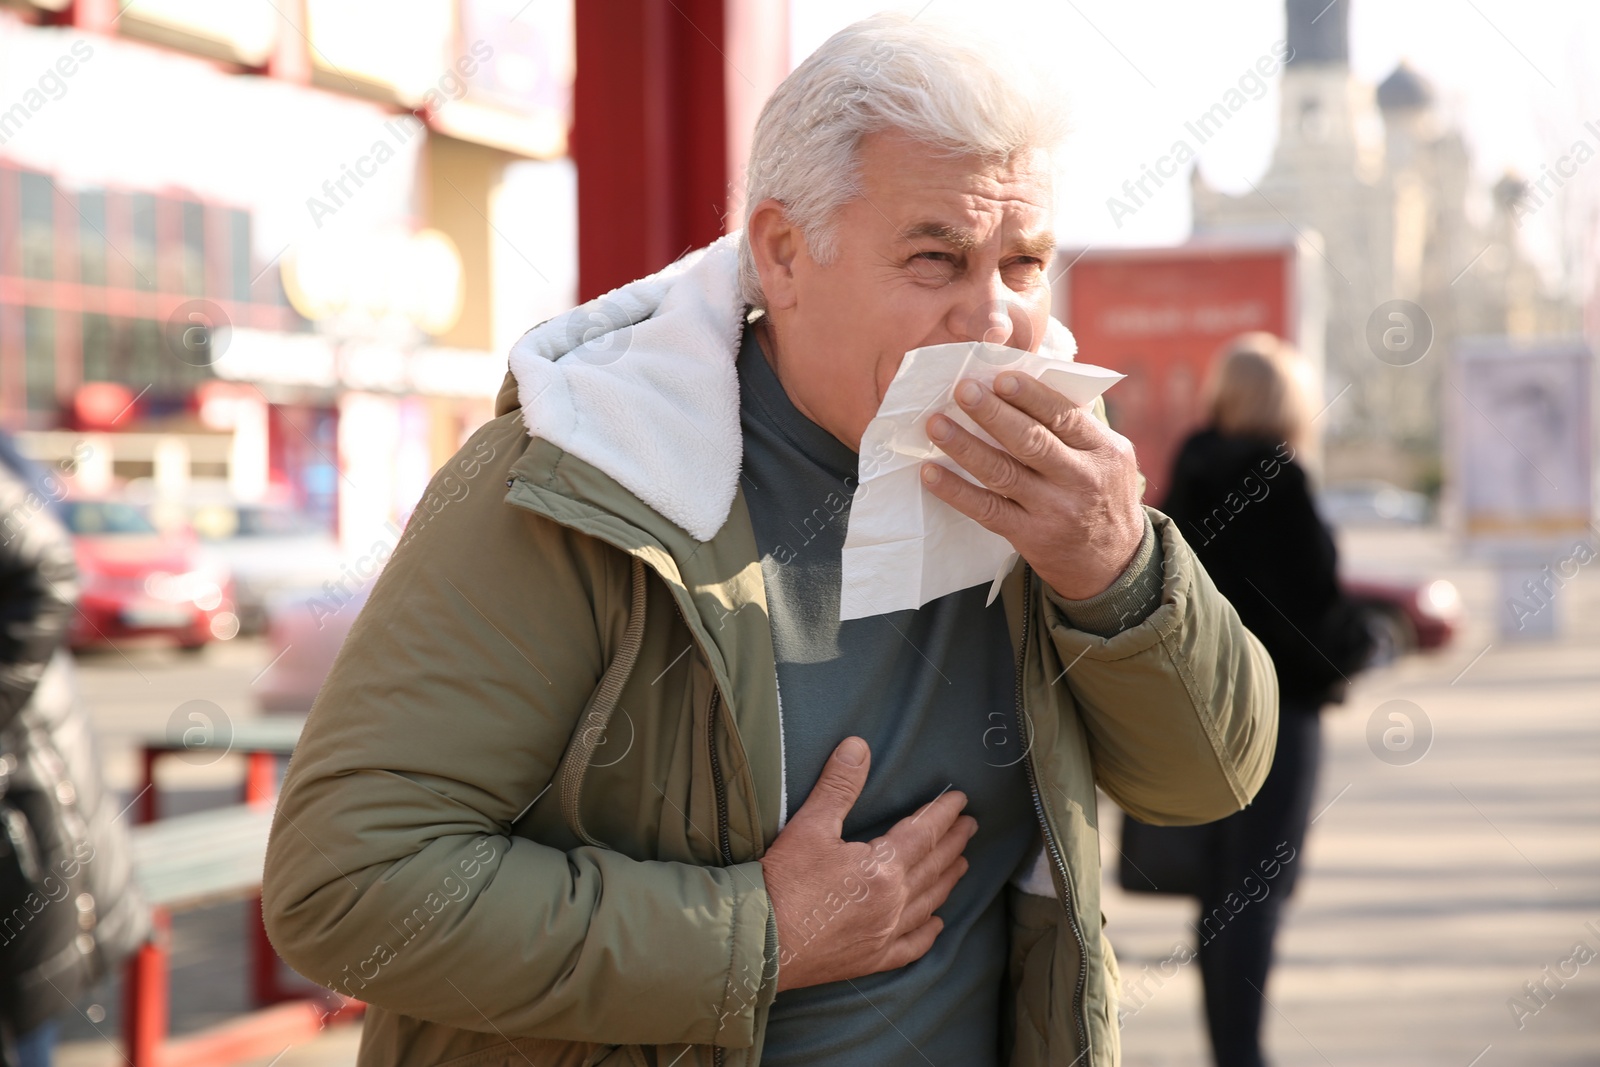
[125,717,364,1066]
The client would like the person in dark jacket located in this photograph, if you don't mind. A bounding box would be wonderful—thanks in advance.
[1159,333,1372,1067]
[0,435,147,1067]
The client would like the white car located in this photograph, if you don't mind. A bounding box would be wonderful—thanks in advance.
[186,501,349,635]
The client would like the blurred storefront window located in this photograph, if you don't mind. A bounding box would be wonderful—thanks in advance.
[0,158,296,448]
[228,209,251,302]
[23,306,54,411]
[128,317,162,388]
[81,312,113,382]
[180,200,204,296]
[19,170,52,279]
[0,7,567,543]
[130,191,157,291]
[77,189,108,285]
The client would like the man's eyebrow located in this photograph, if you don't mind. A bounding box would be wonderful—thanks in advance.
[902,222,977,251]
[900,222,1056,259]
[1013,232,1057,259]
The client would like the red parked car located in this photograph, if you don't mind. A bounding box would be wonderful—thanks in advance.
[1344,575,1461,664]
[60,499,239,651]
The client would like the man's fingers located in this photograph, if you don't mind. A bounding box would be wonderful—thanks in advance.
[884,788,968,865]
[876,916,944,974]
[791,737,871,838]
[920,462,1022,536]
[902,855,968,933]
[989,372,1107,452]
[948,377,1078,476]
[927,413,1042,499]
[906,815,976,894]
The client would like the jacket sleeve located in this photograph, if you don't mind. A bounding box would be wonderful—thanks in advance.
[1041,507,1278,825]
[261,421,773,1049]
[0,461,77,732]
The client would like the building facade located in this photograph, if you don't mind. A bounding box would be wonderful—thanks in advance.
[0,0,575,545]
[1191,0,1585,485]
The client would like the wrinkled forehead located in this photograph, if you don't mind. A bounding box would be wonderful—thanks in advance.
[856,134,1057,243]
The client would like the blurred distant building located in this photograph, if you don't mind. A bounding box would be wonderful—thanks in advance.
[1191,0,1584,485]
[0,0,575,545]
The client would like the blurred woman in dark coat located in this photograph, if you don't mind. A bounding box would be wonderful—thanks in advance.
[1160,334,1372,1067]
[0,436,147,1067]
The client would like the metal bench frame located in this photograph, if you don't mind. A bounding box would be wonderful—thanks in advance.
[126,724,363,1066]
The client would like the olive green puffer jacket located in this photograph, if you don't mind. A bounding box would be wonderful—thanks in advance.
[263,238,1276,1067]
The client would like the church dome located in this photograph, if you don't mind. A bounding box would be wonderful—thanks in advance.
[1378,63,1434,111]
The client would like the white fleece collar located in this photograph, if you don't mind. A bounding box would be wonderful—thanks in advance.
[507,234,746,543]
[506,232,1081,543]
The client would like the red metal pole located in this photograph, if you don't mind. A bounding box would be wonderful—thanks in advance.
[123,908,171,1067]
[243,751,277,806]
[137,747,160,824]
[249,895,290,1006]
[244,751,291,1004]
[572,0,789,303]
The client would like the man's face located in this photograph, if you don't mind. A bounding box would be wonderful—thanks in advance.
[757,129,1056,452]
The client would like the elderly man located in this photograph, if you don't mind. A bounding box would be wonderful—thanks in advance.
[263,14,1276,1067]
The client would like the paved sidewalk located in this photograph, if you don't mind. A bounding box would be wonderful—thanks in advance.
[1107,526,1600,1066]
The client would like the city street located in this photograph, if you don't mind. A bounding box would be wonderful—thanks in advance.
[54,524,1600,1066]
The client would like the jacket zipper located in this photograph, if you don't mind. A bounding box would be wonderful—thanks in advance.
[707,688,735,866]
[1015,563,1091,1058]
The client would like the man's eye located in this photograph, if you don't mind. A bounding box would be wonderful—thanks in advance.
[1006,258,1046,280]
[908,251,959,282]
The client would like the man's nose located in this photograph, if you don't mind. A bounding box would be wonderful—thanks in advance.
[952,281,1035,350]
[973,301,1014,345]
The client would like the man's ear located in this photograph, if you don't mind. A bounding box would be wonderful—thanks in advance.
[747,197,800,311]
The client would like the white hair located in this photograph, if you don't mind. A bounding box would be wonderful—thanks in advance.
[737,13,1070,309]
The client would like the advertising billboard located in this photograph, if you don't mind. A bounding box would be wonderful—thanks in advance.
[1053,234,1323,503]
[1451,337,1594,550]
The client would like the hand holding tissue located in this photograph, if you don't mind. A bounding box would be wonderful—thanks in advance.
[839,341,1126,621]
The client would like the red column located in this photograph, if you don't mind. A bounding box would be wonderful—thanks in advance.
[572,0,788,303]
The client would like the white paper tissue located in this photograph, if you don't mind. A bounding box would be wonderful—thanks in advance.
[839,341,1125,621]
